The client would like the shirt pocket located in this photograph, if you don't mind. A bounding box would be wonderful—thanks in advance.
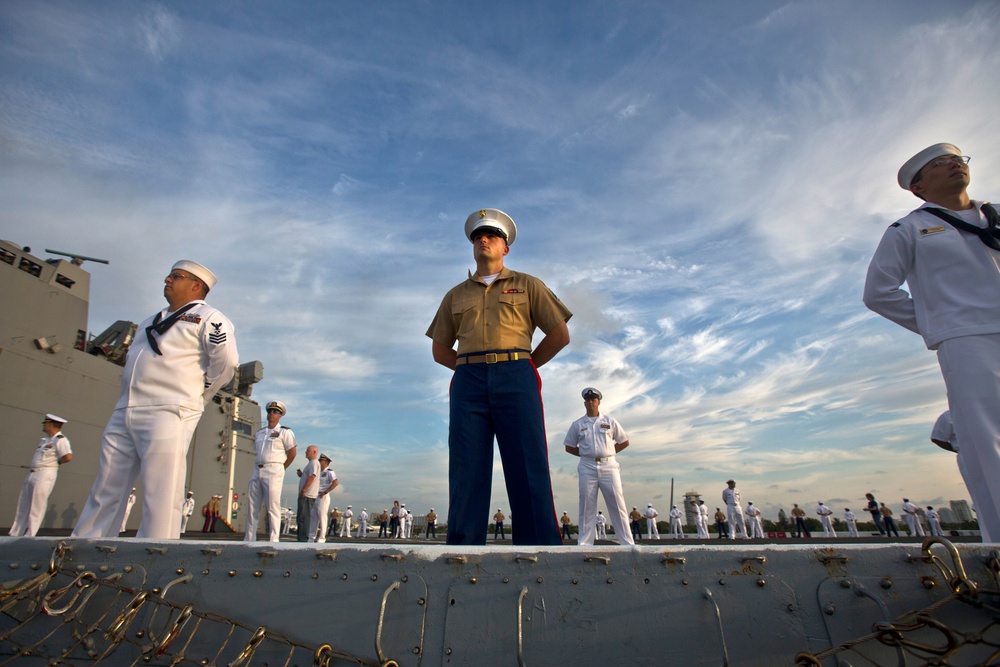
[498,291,529,328]
[451,297,480,338]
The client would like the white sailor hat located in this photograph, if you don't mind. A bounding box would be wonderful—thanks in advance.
[647,503,652,507]
[582,387,602,400]
[319,454,331,462]
[897,143,961,189]
[171,260,217,290]
[347,505,351,508]
[401,503,405,507]
[429,508,434,511]
[266,401,286,415]
[43,413,68,425]
[464,208,517,245]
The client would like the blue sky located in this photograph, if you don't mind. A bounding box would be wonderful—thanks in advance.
[3,1,998,524]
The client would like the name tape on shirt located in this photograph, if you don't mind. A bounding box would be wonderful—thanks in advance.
[919,226,946,236]
[501,289,525,294]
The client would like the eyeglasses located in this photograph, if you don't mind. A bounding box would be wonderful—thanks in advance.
[927,155,971,168]
[167,272,196,282]
[266,408,282,414]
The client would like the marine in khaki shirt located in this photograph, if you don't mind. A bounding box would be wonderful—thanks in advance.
[427,209,571,547]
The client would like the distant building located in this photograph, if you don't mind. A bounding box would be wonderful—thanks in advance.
[683,490,701,527]
[950,500,974,524]
[937,508,956,524]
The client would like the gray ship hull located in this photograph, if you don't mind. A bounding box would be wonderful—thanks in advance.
[1,536,998,666]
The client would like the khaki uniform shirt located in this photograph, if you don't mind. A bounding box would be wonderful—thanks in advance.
[629,509,642,522]
[426,267,572,355]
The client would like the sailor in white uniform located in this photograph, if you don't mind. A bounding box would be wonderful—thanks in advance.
[595,511,607,540]
[844,508,859,537]
[864,143,1000,542]
[357,508,369,538]
[244,401,297,542]
[669,505,683,538]
[563,387,635,546]
[403,503,414,538]
[340,505,354,538]
[696,500,710,538]
[643,503,659,539]
[816,501,836,538]
[180,491,196,534]
[309,454,338,542]
[901,498,925,537]
[745,502,764,538]
[926,506,944,536]
[72,260,238,540]
[9,414,73,537]
[722,480,749,539]
[120,488,137,533]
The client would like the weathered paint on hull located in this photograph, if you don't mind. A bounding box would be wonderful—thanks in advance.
[1,536,998,666]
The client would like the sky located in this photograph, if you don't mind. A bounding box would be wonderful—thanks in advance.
[2,1,998,525]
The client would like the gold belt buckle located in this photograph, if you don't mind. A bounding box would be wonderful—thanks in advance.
[485,353,498,364]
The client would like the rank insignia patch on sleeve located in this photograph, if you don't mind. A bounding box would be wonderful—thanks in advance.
[208,322,227,345]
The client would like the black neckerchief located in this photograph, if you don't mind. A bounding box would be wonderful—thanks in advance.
[922,203,1000,251]
[145,302,198,355]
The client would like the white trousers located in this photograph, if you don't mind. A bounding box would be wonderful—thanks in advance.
[244,463,285,542]
[357,519,368,537]
[938,334,1000,542]
[596,521,606,539]
[820,515,837,538]
[340,517,352,537]
[180,512,192,534]
[575,458,634,546]
[727,505,748,538]
[73,406,200,539]
[903,513,925,537]
[749,517,764,538]
[696,515,710,538]
[929,517,944,536]
[847,520,859,537]
[9,468,58,536]
[670,517,682,538]
[310,494,331,542]
[646,517,659,539]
